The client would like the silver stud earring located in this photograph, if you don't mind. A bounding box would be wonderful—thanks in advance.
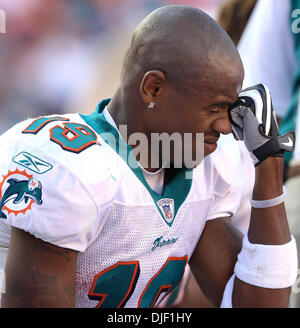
[148,102,155,109]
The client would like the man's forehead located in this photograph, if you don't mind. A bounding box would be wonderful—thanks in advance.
[184,62,243,102]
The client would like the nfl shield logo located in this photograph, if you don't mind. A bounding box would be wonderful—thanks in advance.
[157,198,175,225]
[162,204,172,220]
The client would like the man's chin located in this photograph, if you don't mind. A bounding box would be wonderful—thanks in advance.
[204,142,218,156]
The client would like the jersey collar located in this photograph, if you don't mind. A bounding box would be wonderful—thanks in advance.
[80,99,193,227]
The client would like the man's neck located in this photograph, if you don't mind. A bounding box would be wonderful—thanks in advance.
[107,90,163,173]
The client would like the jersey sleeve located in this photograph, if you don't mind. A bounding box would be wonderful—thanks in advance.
[206,134,245,221]
[0,117,119,252]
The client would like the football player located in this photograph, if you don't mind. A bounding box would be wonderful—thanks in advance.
[0,6,297,308]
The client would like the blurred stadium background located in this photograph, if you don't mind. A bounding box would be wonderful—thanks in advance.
[0,0,227,134]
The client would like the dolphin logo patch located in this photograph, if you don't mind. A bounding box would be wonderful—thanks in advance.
[0,169,43,219]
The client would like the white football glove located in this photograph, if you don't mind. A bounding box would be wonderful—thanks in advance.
[229,84,295,166]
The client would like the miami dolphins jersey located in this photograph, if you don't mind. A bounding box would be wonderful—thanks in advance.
[0,99,243,308]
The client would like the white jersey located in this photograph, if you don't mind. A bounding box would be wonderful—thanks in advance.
[0,99,243,308]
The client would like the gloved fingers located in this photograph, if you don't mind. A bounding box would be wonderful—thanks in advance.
[229,106,244,140]
[231,124,244,140]
[230,107,243,128]
[240,84,276,137]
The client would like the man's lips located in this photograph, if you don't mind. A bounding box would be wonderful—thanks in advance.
[204,137,219,144]
[204,136,219,153]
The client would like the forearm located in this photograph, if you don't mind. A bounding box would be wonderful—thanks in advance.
[248,157,291,244]
[1,228,77,308]
[2,271,76,308]
[232,157,293,307]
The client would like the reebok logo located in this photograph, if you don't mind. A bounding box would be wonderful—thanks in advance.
[13,152,53,174]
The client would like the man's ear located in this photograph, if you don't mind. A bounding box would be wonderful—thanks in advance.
[140,70,166,105]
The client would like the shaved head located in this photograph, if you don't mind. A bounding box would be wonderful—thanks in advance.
[109,5,244,168]
[122,5,242,91]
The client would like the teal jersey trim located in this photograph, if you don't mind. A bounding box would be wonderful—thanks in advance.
[80,99,193,227]
[279,0,300,164]
[165,284,181,306]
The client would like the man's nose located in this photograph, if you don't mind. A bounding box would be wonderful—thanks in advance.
[211,112,232,135]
